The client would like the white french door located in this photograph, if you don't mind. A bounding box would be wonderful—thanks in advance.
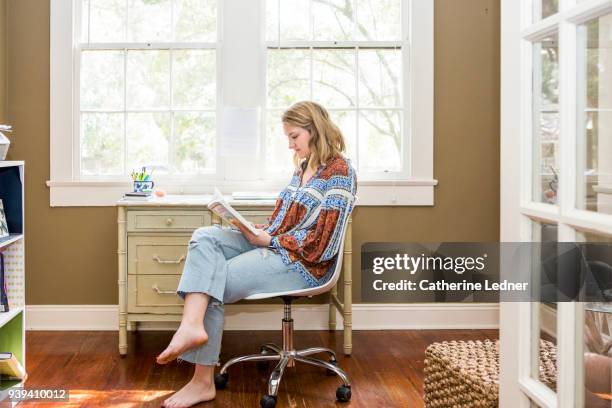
[501,0,612,407]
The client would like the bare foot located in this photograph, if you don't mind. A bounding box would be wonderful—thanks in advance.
[156,324,208,364]
[161,378,216,408]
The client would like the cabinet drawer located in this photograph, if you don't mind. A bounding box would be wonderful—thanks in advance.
[128,275,184,313]
[128,236,189,275]
[127,210,211,232]
[220,210,272,228]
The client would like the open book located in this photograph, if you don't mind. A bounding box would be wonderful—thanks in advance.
[208,188,260,236]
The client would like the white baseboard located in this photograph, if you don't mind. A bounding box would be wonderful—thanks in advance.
[25,303,500,331]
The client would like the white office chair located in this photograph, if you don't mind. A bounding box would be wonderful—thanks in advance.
[214,199,356,408]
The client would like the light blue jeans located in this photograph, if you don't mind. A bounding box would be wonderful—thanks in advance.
[176,225,309,366]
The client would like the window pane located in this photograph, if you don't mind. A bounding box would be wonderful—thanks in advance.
[358,48,402,107]
[577,15,612,216]
[174,0,217,42]
[265,110,294,174]
[267,49,311,108]
[533,34,559,205]
[577,231,612,408]
[530,221,558,393]
[356,0,401,41]
[313,0,354,41]
[312,49,355,107]
[126,50,170,110]
[89,0,126,42]
[172,50,216,109]
[359,110,401,172]
[534,0,558,21]
[173,112,215,174]
[126,113,171,171]
[278,0,310,41]
[80,51,124,110]
[127,0,171,42]
[81,113,124,175]
[329,110,357,162]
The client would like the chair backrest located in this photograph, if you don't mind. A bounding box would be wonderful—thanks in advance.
[299,195,357,297]
[244,195,357,300]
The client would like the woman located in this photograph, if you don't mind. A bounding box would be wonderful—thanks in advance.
[157,101,357,408]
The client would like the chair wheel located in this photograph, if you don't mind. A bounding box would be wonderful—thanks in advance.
[214,373,228,389]
[336,385,351,402]
[260,394,277,408]
[326,358,337,376]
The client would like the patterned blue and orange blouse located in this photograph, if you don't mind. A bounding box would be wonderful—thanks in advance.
[265,153,357,287]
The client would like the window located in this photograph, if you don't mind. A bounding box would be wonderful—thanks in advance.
[264,0,406,179]
[79,0,218,178]
[50,0,435,206]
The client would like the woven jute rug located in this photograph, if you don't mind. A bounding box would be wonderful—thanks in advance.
[424,339,557,408]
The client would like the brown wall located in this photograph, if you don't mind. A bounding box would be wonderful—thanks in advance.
[6,0,500,305]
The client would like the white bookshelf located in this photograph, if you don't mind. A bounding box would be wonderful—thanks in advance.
[0,161,25,407]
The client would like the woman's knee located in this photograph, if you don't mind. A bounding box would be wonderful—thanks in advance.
[191,225,221,243]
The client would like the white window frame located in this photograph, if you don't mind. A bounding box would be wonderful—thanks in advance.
[500,0,612,407]
[49,0,436,206]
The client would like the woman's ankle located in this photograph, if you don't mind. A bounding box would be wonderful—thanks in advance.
[191,365,216,387]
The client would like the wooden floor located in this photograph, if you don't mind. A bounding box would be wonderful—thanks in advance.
[19,329,498,407]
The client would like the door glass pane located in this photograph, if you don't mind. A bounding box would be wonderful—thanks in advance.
[577,231,612,407]
[531,221,558,392]
[534,0,558,22]
[577,15,612,216]
[533,34,560,205]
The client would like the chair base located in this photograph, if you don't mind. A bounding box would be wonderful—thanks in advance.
[216,343,351,406]
[215,298,352,407]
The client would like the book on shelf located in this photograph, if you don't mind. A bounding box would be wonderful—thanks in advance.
[208,188,260,236]
[0,253,8,313]
[0,352,26,380]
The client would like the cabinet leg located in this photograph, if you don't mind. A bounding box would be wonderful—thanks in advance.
[119,325,127,356]
[328,290,337,331]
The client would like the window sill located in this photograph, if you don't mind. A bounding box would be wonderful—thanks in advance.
[46,179,438,207]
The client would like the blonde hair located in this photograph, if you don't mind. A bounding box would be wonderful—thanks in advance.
[282,101,346,171]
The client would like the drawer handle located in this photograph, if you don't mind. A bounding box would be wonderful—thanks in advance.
[152,284,176,295]
[152,255,185,264]
[166,218,174,226]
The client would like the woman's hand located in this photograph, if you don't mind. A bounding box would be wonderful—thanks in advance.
[236,223,272,247]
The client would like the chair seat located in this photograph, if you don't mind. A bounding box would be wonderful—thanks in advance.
[243,284,330,300]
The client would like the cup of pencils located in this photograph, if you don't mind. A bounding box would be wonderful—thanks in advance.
[131,167,154,192]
